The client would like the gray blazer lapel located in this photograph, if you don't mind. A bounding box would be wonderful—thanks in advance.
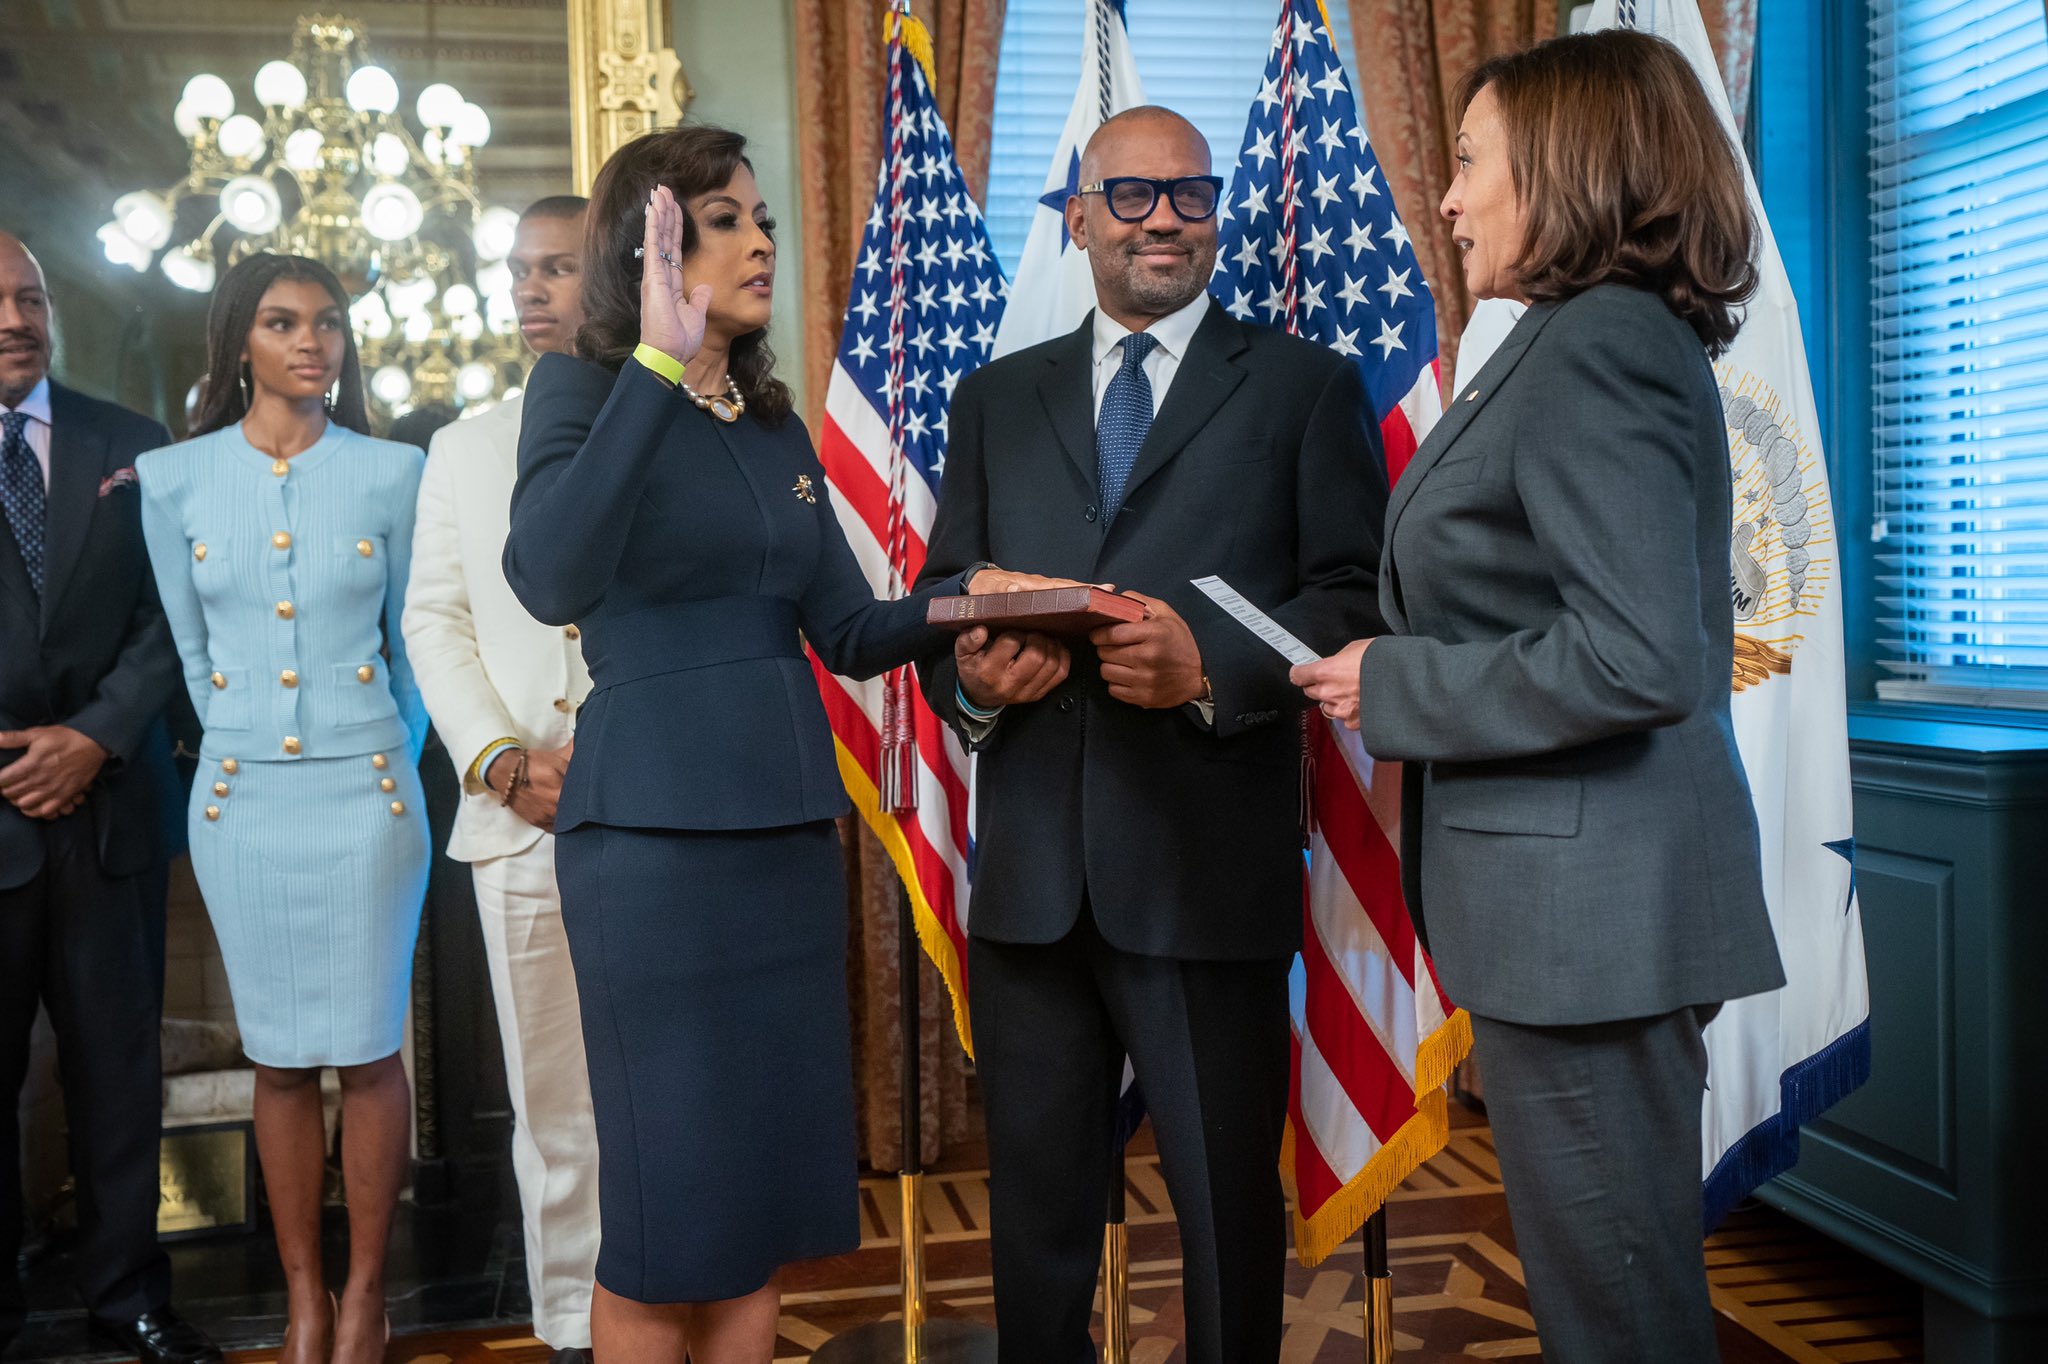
[1035,318,1098,491]
[1384,301,1561,542]
[39,384,105,632]
[1116,306,1248,510]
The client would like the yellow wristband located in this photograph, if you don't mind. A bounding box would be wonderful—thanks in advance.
[633,343,685,386]
[469,737,521,787]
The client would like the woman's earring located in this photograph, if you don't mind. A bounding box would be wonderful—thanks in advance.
[238,363,252,410]
[325,379,338,414]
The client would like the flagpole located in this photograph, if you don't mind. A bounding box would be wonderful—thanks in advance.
[1101,1139,1130,1362]
[1361,1208,1393,1364]
[811,883,998,1363]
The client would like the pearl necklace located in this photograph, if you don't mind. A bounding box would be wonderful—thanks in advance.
[680,374,746,423]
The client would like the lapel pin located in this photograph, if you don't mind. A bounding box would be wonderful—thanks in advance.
[1464,389,1480,402]
[792,473,817,504]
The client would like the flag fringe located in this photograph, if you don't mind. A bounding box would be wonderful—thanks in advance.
[1700,1018,1871,1232]
[1282,1008,1474,1267]
[886,11,939,89]
[832,736,976,1058]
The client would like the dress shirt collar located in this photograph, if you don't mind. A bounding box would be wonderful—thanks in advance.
[1090,291,1211,369]
[0,375,52,429]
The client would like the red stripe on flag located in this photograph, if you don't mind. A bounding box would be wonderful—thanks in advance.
[1287,1029,1343,1215]
[818,412,930,573]
[1312,734,1418,991]
[1379,407,1418,487]
[1300,897,1417,1143]
[810,656,969,944]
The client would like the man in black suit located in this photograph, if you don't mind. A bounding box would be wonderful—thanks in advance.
[916,108,1387,1362]
[0,232,220,1364]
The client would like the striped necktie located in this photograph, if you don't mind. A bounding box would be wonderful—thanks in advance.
[0,410,44,598]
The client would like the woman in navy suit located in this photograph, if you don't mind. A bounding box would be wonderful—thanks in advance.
[504,126,1054,1361]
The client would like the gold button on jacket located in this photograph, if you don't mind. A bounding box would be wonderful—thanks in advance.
[280,669,298,688]
[272,531,292,550]
[282,736,302,755]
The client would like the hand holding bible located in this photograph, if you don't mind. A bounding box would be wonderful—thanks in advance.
[1089,592,1206,710]
[956,627,1071,709]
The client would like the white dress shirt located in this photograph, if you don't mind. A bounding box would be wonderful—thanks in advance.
[0,375,53,489]
[1089,291,1211,421]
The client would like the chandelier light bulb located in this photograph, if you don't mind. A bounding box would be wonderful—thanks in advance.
[475,260,512,298]
[473,206,519,262]
[415,82,465,129]
[216,114,267,162]
[219,174,284,235]
[420,130,445,165]
[173,100,204,139]
[254,60,308,110]
[370,366,413,406]
[345,64,400,115]
[457,362,495,401]
[451,103,491,148]
[283,128,325,172]
[361,182,424,242]
[454,313,485,342]
[441,283,479,318]
[113,191,173,252]
[180,74,235,122]
[161,245,216,292]
[386,275,436,319]
[485,291,518,334]
[350,295,393,340]
[97,223,149,271]
[369,132,409,178]
[403,312,433,345]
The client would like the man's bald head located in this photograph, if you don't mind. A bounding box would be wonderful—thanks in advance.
[1066,105,1219,330]
[0,233,52,407]
[1079,106,1211,185]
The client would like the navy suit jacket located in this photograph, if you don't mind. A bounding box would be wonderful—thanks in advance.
[504,353,964,833]
[0,382,179,889]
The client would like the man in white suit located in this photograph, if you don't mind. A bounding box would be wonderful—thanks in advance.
[401,195,597,1363]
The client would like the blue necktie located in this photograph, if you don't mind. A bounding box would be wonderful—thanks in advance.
[1096,331,1158,520]
[0,410,44,599]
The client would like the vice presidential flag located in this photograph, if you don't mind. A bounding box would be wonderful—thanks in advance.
[990,0,1145,357]
[1454,0,1871,1229]
[1210,0,1467,1267]
[812,7,1009,1050]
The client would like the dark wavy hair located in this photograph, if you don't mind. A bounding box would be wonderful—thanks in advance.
[1457,30,1759,356]
[192,252,370,437]
[577,124,793,425]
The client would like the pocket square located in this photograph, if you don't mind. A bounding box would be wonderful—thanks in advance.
[98,467,138,497]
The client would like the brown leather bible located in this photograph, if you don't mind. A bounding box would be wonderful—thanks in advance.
[926,586,1147,635]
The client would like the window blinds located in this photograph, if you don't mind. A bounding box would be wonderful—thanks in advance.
[1868,0,2048,706]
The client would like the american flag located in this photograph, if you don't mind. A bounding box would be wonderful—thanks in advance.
[812,4,1007,1051]
[1209,0,1469,1266]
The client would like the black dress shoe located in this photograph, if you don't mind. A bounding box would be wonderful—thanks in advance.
[88,1306,224,1364]
[548,1351,592,1364]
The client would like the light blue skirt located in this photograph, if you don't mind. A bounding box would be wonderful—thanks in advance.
[187,752,430,1068]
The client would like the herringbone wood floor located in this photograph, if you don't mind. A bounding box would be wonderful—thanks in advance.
[201,1108,1922,1363]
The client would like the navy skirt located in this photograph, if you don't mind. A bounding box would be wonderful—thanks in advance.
[554,819,860,1302]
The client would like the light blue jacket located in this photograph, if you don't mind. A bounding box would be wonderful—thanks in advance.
[138,423,428,764]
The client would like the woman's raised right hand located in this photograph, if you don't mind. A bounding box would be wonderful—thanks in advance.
[639,184,712,366]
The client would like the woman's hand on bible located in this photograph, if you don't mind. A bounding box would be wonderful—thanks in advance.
[639,184,711,366]
[966,569,1101,596]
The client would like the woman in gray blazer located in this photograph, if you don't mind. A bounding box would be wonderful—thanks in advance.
[1293,31,1785,1363]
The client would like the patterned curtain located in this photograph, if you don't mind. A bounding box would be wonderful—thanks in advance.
[1345,0,1557,387]
[1700,0,1760,135]
[792,0,1007,1170]
[793,0,1006,424]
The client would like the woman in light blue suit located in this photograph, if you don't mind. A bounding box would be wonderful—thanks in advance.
[138,254,427,1364]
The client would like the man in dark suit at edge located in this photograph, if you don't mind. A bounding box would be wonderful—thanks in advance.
[916,108,1388,1362]
[0,231,220,1364]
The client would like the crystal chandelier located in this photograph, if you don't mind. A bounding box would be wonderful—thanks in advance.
[101,12,527,420]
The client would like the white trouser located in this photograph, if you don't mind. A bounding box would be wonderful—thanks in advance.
[472,835,599,1349]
